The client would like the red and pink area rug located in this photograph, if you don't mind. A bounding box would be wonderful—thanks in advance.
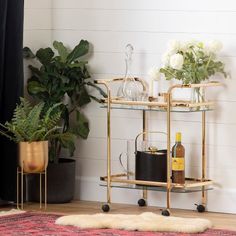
[0,211,235,236]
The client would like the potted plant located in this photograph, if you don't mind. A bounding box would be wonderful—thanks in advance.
[23,40,106,203]
[0,98,66,173]
[156,40,227,102]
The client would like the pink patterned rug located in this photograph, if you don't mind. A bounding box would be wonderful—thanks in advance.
[0,211,235,236]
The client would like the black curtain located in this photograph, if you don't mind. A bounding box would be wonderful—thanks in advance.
[0,0,24,201]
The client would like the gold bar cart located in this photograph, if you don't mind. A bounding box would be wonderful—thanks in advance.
[95,78,222,215]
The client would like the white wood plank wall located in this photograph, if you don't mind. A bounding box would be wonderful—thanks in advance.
[24,0,52,50]
[24,0,236,213]
[24,0,52,86]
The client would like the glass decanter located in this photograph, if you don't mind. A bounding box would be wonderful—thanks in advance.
[117,44,142,101]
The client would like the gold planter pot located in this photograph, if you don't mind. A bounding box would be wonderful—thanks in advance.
[19,141,48,173]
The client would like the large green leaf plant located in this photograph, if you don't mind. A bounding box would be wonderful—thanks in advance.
[23,40,106,163]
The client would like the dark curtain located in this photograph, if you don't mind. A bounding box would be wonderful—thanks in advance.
[0,0,24,201]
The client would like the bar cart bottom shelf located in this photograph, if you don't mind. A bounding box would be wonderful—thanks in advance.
[100,182,213,193]
[100,174,213,214]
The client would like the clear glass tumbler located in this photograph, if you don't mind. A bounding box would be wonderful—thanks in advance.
[119,140,135,180]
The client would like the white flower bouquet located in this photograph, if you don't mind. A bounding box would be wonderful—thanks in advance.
[159,40,227,84]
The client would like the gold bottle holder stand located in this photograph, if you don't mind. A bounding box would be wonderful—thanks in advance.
[95,78,222,214]
[16,164,47,210]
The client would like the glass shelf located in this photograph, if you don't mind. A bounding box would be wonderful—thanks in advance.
[100,183,213,193]
[101,105,213,113]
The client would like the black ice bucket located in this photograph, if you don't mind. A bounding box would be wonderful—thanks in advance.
[135,149,167,183]
[134,131,167,184]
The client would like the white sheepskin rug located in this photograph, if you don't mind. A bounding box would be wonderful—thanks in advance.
[55,212,212,233]
[0,209,25,217]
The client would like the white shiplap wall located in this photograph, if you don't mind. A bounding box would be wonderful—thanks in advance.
[24,0,236,213]
[24,0,52,86]
[24,0,52,50]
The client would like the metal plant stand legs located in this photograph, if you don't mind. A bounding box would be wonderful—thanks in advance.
[16,166,47,210]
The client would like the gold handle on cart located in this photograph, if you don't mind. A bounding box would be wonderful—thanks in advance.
[95,77,148,92]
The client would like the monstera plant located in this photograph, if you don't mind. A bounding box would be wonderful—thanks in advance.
[23,40,106,163]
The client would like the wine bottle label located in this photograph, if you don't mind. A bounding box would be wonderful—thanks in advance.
[172,158,185,171]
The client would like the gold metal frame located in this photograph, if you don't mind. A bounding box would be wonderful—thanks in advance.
[16,166,47,210]
[95,78,222,212]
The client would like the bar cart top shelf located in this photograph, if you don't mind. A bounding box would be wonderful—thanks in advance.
[96,79,222,113]
[100,102,213,113]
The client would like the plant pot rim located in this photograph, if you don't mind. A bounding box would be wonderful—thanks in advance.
[19,140,48,144]
[49,158,76,165]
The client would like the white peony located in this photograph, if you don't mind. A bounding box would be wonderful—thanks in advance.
[179,41,188,52]
[161,52,171,66]
[167,40,181,53]
[169,53,184,70]
[208,40,223,53]
[148,67,161,80]
[186,39,198,47]
[202,45,211,56]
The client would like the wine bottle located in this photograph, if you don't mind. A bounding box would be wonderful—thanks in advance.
[172,132,185,184]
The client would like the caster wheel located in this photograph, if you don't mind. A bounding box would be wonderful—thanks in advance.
[138,198,146,207]
[195,204,205,213]
[161,209,170,216]
[102,204,110,212]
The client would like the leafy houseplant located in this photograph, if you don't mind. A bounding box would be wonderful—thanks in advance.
[23,40,105,163]
[0,98,66,173]
[0,98,63,142]
[23,40,106,203]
